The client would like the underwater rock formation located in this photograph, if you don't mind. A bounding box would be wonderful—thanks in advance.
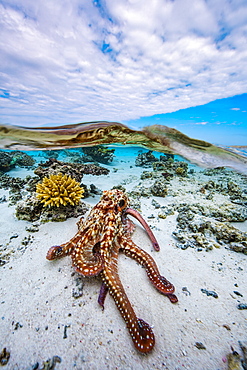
[128,163,247,255]
[135,151,178,170]
[175,166,187,176]
[9,150,35,167]
[36,173,84,207]
[175,203,247,223]
[0,155,111,222]
[202,170,247,205]
[42,149,60,159]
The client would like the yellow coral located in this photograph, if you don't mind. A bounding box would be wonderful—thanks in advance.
[175,167,186,176]
[36,173,84,207]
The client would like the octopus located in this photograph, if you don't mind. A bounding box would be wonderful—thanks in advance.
[47,189,178,353]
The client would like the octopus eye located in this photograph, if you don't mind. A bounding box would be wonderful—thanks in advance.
[118,199,125,208]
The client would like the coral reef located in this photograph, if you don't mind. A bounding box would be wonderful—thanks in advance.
[160,154,175,161]
[135,166,247,255]
[36,173,84,207]
[150,180,168,197]
[158,160,188,177]
[173,207,247,253]
[0,173,29,205]
[130,158,190,198]
[135,150,188,177]
[34,158,109,182]
[129,181,168,198]
[139,161,188,180]
[0,157,109,223]
[80,145,115,164]
[226,341,247,370]
[43,149,60,159]
[9,150,35,167]
[0,151,13,171]
[175,166,187,176]
[175,203,247,223]
[135,150,157,167]
[0,150,35,171]
[0,173,27,191]
[16,196,89,222]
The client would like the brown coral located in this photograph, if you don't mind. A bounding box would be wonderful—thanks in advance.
[36,173,84,207]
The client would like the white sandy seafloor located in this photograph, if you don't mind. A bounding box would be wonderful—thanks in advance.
[0,148,247,370]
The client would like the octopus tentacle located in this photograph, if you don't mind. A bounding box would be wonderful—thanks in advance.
[125,208,160,251]
[120,237,178,303]
[46,225,98,260]
[72,252,103,276]
[46,243,72,260]
[71,233,104,276]
[122,217,136,236]
[47,227,104,276]
[98,282,108,310]
[101,248,155,353]
[73,213,121,276]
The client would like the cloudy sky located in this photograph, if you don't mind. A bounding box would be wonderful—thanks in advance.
[1,0,247,144]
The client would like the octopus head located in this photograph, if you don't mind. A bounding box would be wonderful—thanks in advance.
[101,189,129,213]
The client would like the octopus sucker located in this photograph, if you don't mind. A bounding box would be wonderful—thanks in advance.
[46,189,177,353]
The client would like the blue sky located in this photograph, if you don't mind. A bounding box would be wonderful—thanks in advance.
[125,94,247,145]
[0,0,247,145]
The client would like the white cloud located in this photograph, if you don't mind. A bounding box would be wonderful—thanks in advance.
[0,0,247,126]
[231,108,240,110]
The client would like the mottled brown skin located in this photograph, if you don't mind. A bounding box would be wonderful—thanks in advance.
[47,189,178,353]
